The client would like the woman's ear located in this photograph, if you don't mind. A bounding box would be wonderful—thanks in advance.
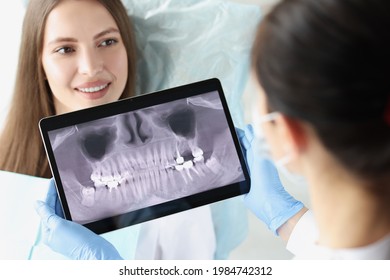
[276,114,308,159]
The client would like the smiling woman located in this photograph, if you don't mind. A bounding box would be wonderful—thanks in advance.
[41,1,129,114]
[0,0,136,178]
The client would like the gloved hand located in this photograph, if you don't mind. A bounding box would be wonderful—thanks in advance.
[46,178,65,218]
[237,125,304,235]
[34,179,122,260]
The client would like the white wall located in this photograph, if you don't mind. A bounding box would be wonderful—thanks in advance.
[0,1,25,130]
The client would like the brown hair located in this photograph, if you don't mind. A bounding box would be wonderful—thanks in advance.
[0,0,137,178]
[251,0,390,187]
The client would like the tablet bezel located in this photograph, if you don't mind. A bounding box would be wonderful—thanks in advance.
[39,78,250,234]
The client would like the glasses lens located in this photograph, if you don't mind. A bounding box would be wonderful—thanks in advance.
[251,109,272,159]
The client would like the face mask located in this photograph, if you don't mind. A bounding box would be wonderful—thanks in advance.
[252,110,308,187]
[273,153,308,187]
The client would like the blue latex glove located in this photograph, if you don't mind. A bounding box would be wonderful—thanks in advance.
[34,179,122,260]
[237,125,304,235]
[46,178,65,218]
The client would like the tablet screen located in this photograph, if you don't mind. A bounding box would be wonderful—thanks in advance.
[40,78,250,234]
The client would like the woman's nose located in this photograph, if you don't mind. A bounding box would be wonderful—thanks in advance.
[78,47,103,77]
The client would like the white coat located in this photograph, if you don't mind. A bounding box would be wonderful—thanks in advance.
[287,211,390,259]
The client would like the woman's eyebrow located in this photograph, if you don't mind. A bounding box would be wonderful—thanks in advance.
[48,37,77,46]
[47,28,120,46]
[93,27,120,40]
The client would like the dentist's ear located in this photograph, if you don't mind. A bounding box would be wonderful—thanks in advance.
[275,114,308,169]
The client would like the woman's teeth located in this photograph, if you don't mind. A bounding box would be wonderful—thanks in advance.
[78,83,108,93]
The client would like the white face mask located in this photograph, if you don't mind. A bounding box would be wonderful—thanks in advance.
[273,153,308,187]
[252,110,308,187]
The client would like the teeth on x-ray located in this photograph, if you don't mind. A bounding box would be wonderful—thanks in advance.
[175,165,184,171]
[49,91,245,224]
[192,147,204,162]
[175,156,185,164]
[205,156,222,174]
[81,186,96,207]
[192,147,204,158]
[183,160,193,169]
[193,155,204,162]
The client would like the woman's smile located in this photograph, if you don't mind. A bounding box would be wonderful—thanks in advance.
[75,81,111,100]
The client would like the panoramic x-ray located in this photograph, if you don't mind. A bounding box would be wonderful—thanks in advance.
[49,91,245,224]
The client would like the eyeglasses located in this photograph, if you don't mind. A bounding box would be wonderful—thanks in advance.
[251,110,280,158]
[255,112,280,123]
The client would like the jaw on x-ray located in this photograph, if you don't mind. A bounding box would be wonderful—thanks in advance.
[49,91,244,224]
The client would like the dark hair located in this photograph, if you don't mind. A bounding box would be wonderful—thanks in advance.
[252,0,390,186]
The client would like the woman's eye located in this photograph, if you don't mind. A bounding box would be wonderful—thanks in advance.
[55,46,74,54]
[99,39,118,47]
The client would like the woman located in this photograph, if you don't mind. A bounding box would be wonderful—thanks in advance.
[1,0,216,260]
[245,0,390,259]
[0,0,136,177]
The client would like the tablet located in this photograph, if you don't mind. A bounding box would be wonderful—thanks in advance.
[39,78,250,234]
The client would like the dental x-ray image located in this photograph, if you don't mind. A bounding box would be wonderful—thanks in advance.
[48,91,245,224]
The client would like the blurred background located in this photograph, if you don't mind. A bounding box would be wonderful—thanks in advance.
[0,0,311,259]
